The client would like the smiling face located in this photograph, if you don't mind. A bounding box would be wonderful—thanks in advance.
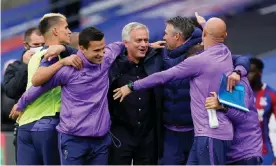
[80,38,106,64]
[124,28,149,59]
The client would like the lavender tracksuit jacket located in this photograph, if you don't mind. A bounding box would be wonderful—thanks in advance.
[225,77,262,163]
[17,42,123,137]
[133,43,234,140]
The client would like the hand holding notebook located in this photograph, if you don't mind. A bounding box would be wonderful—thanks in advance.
[218,74,249,112]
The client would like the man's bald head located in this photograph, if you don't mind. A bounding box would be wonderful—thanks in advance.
[204,17,227,43]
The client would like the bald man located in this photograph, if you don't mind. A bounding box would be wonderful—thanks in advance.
[112,13,238,165]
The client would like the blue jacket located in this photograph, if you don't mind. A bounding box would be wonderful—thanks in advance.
[162,28,202,127]
[162,28,250,127]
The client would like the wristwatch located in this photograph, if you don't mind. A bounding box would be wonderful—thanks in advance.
[233,70,241,77]
[127,81,134,91]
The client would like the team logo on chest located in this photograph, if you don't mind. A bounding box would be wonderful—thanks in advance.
[259,97,267,106]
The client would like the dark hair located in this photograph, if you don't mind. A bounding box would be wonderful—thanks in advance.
[250,58,264,72]
[24,27,41,42]
[166,16,195,40]
[39,16,64,35]
[79,27,104,49]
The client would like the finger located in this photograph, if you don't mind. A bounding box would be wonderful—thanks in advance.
[44,53,53,60]
[76,57,83,69]
[195,12,199,18]
[206,105,215,109]
[205,101,215,107]
[113,91,120,98]
[230,79,235,93]
[227,77,231,92]
[9,112,13,119]
[232,79,236,86]
[205,103,214,109]
[114,94,121,100]
[11,113,17,120]
[72,59,82,69]
[205,105,212,109]
[43,53,49,60]
[113,92,122,100]
[48,55,56,61]
[207,102,216,108]
[120,96,125,103]
[18,113,23,121]
[71,61,79,69]
[158,41,167,44]
[210,92,217,98]
[205,98,213,103]
[72,60,81,70]
[113,88,121,93]
[205,101,213,107]
[74,58,83,69]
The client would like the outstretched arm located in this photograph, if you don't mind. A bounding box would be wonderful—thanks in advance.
[9,66,71,120]
[19,66,71,111]
[32,55,82,86]
[113,55,202,102]
[103,42,125,66]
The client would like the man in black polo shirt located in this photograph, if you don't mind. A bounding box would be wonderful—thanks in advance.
[108,22,164,165]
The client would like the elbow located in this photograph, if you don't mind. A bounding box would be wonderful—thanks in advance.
[31,76,42,87]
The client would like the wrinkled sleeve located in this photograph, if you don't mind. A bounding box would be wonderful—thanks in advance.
[103,42,125,66]
[134,55,202,91]
[17,66,71,111]
[232,54,250,77]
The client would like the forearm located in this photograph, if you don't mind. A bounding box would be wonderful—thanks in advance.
[17,86,52,111]
[133,57,200,91]
[225,108,247,124]
[134,72,168,91]
[134,69,182,91]
[232,55,250,76]
[32,61,63,86]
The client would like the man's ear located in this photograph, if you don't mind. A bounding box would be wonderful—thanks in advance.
[225,32,228,38]
[79,45,86,54]
[175,32,181,41]
[203,30,207,37]
[52,27,58,36]
[23,42,29,50]
[123,40,128,48]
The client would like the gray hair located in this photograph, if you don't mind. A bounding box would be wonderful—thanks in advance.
[122,22,149,41]
[166,16,194,40]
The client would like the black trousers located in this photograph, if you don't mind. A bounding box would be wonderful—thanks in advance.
[109,125,156,165]
[13,123,18,163]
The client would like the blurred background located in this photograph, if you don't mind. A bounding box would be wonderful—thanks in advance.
[1,0,276,164]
